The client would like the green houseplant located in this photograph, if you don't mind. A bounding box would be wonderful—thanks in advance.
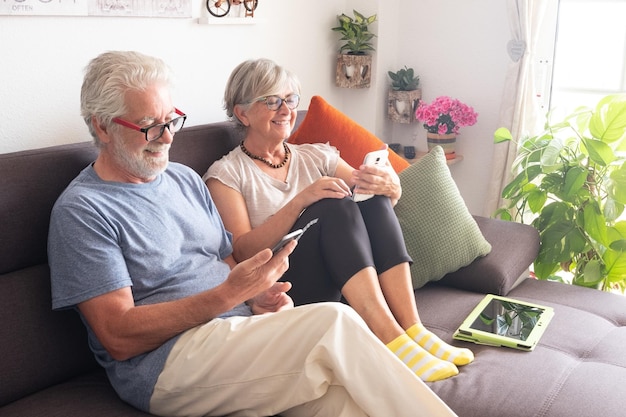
[332,10,377,89]
[331,10,377,55]
[494,94,626,292]
[387,66,421,123]
[388,66,420,91]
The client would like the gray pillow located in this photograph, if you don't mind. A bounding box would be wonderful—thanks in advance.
[394,146,492,288]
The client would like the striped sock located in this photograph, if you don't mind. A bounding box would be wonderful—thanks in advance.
[386,334,458,382]
[407,323,474,366]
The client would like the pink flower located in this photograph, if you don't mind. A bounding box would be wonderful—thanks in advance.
[415,96,478,135]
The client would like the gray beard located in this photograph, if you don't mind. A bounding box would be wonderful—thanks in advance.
[110,137,169,180]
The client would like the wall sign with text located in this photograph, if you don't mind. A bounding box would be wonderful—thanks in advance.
[1,0,192,17]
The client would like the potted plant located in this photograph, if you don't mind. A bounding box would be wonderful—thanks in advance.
[387,66,421,123]
[493,94,626,292]
[415,96,478,159]
[331,10,377,88]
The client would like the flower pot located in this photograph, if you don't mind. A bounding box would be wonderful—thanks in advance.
[427,132,456,160]
[387,89,421,123]
[336,54,371,88]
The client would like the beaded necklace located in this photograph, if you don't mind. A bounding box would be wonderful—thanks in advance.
[240,141,290,169]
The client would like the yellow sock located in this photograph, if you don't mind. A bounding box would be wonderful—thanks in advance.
[407,323,474,366]
[386,334,458,382]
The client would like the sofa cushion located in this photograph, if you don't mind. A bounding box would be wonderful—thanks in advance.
[0,370,153,417]
[170,120,244,176]
[394,147,492,289]
[416,279,626,417]
[0,142,98,275]
[288,95,409,172]
[0,264,98,407]
[437,216,540,295]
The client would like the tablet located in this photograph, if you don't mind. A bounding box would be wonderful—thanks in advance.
[453,294,554,351]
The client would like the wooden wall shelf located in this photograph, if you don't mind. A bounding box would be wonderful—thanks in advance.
[402,152,463,166]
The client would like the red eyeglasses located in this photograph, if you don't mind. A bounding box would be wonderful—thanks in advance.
[112,108,187,142]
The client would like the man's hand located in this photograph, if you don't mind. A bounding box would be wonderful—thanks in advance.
[76,240,297,362]
[248,281,294,314]
[224,239,297,304]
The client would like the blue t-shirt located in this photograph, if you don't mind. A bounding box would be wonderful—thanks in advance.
[48,162,252,412]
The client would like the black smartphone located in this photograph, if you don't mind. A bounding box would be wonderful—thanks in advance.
[271,229,304,254]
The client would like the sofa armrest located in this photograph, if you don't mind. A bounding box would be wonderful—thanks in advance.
[433,216,539,295]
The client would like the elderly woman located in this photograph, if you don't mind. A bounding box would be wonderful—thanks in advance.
[204,58,473,382]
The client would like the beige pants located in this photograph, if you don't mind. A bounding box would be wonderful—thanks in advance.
[150,302,456,417]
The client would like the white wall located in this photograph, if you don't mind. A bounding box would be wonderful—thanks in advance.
[0,0,348,151]
[0,0,511,215]
[390,0,511,216]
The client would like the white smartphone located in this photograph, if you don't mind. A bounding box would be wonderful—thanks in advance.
[271,229,304,254]
[353,149,389,202]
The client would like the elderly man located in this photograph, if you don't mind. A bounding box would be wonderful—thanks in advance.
[48,50,456,417]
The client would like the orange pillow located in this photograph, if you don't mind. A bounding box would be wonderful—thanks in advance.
[288,96,410,173]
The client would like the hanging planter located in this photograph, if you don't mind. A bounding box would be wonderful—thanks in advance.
[388,89,421,123]
[387,66,421,123]
[336,54,372,88]
[331,10,377,89]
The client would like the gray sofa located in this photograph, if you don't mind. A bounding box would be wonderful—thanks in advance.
[1,112,625,417]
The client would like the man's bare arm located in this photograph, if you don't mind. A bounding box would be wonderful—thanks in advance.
[79,241,296,361]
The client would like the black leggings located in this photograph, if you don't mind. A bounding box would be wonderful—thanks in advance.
[282,195,412,305]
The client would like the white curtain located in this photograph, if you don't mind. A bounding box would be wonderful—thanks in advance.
[484,0,551,216]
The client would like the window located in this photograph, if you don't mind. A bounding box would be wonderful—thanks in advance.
[546,0,626,116]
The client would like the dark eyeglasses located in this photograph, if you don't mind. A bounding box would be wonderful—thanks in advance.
[112,108,187,142]
[254,94,300,111]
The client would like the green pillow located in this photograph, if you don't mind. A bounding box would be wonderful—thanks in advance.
[394,146,492,289]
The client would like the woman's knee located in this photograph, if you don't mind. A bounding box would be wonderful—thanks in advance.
[308,198,360,220]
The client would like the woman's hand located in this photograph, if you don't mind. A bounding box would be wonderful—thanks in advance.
[295,176,352,208]
[352,163,402,205]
